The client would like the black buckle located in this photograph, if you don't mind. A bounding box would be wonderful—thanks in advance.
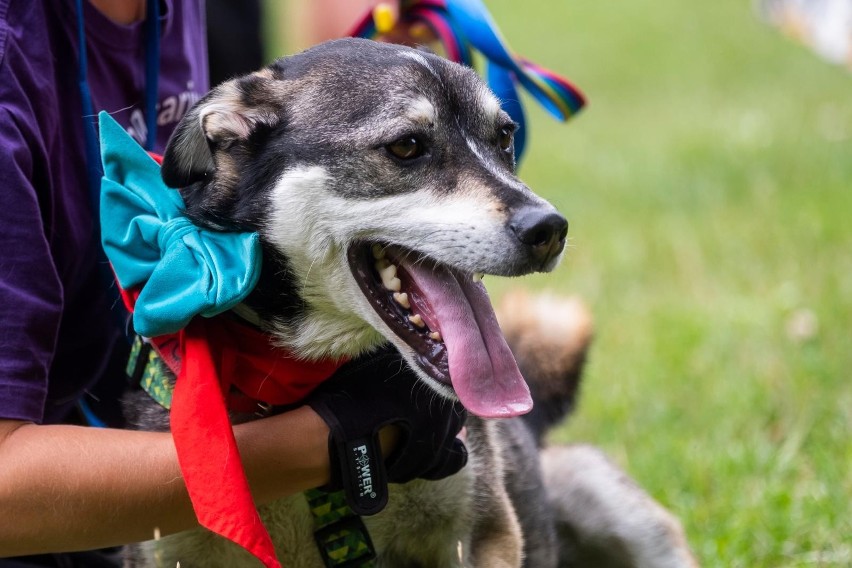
[313,514,377,568]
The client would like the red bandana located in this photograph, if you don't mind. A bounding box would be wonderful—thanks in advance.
[120,285,346,567]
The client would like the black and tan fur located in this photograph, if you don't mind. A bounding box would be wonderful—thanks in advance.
[124,38,697,567]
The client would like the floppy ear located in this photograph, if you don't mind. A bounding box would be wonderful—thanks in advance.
[160,98,213,188]
[161,75,282,189]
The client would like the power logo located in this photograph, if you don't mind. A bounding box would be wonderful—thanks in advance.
[352,445,376,499]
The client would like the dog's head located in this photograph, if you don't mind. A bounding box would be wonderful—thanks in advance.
[161,38,568,417]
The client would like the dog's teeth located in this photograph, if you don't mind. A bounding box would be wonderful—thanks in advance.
[429,331,442,341]
[374,258,390,271]
[371,244,385,260]
[409,314,425,328]
[393,292,411,309]
[379,263,397,281]
[378,263,401,291]
[472,273,483,282]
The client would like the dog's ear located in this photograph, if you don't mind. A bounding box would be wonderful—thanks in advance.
[161,73,282,189]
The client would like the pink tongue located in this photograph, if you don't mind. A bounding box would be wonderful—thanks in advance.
[403,263,532,418]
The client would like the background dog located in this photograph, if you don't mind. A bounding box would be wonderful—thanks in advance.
[124,38,696,567]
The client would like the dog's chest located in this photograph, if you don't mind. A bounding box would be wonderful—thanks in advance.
[131,468,476,568]
[365,474,476,566]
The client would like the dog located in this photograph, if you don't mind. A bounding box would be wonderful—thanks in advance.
[122,38,698,567]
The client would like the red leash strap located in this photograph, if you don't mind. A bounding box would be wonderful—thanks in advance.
[171,318,281,568]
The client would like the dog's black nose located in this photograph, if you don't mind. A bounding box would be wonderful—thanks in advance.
[510,207,568,266]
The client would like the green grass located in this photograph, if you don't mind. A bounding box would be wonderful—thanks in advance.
[479,0,852,565]
[265,1,850,563]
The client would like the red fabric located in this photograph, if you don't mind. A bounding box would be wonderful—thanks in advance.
[172,319,280,568]
[118,283,346,567]
[204,316,345,405]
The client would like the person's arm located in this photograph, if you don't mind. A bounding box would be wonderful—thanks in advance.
[0,408,401,557]
[0,408,342,556]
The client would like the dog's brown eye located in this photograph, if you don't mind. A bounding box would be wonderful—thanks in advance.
[498,126,514,153]
[387,137,423,160]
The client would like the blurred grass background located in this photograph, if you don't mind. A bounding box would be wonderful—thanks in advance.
[268,1,851,566]
[483,0,852,566]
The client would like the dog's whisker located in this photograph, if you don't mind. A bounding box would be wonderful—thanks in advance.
[299,259,318,294]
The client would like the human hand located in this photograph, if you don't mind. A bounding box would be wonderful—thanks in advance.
[305,346,467,515]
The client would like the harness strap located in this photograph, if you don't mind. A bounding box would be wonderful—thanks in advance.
[305,489,377,568]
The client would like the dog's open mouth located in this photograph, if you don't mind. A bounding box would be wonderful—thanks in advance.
[348,242,532,418]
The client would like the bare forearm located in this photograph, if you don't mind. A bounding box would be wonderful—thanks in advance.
[0,407,331,556]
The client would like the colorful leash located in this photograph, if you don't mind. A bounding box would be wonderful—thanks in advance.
[351,0,586,160]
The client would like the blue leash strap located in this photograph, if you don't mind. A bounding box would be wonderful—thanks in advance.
[143,0,161,151]
[74,0,162,426]
[75,0,103,218]
[76,0,162,217]
[486,61,527,160]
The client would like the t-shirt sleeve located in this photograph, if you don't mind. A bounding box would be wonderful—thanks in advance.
[0,107,63,422]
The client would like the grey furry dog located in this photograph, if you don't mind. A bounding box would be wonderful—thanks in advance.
[123,38,698,567]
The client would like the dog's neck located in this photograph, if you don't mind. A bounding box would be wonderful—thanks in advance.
[242,246,385,361]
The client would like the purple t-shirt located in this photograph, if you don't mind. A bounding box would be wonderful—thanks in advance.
[0,0,208,424]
